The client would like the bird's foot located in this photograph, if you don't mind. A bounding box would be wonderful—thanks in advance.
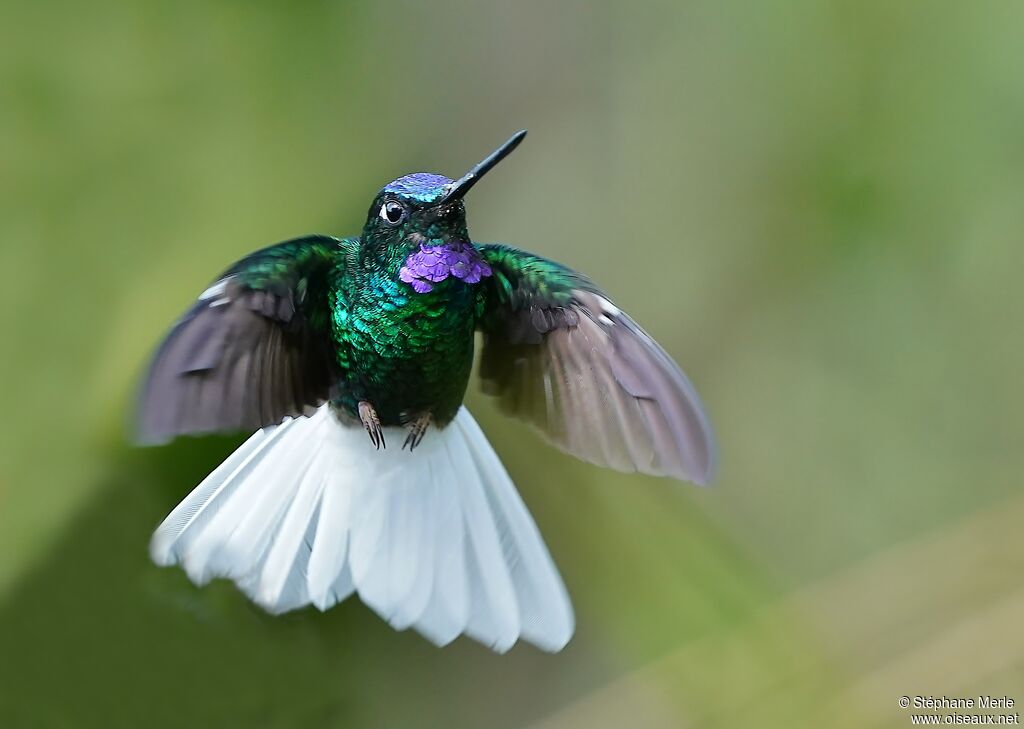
[402,412,432,452]
[358,401,385,449]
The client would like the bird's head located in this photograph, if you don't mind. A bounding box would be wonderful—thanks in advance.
[360,131,526,293]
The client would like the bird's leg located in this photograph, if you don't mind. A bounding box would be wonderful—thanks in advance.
[358,401,385,450]
[402,412,432,452]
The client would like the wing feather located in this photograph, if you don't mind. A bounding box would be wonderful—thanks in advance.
[476,244,715,484]
[137,235,351,443]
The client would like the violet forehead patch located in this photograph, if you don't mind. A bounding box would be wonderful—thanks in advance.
[383,173,454,203]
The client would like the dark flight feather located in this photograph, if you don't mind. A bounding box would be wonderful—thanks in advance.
[475,244,716,484]
[136,235,350,444]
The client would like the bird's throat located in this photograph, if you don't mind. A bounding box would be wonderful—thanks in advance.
[398,240,492,294]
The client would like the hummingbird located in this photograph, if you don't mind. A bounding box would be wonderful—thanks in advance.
[139,130,715,653]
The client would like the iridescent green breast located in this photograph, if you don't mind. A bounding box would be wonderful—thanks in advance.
[330,269,478,426]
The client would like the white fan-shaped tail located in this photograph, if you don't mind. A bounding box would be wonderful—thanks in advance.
[150,405,574,653]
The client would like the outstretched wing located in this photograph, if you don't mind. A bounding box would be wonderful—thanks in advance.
[137,235,354,444]
[474,244,715,484]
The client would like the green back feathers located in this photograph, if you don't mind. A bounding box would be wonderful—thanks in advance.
[474,244,597,336]
[225,235,356,333]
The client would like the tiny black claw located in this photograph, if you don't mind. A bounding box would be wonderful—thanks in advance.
[358,401,385,450]
[402,413,431,452]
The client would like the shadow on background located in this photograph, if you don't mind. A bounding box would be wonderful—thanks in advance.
[0,437,613,728]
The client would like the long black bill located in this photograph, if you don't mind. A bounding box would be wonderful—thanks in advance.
[439,130,527,204]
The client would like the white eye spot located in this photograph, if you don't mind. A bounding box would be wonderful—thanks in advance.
[380,200,406,224]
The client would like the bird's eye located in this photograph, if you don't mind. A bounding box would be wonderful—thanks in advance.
[380,201,406,225]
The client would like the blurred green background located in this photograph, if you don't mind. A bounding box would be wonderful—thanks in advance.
[2,1,1022,727]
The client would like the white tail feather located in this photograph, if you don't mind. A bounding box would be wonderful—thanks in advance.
[151,405,574,653]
